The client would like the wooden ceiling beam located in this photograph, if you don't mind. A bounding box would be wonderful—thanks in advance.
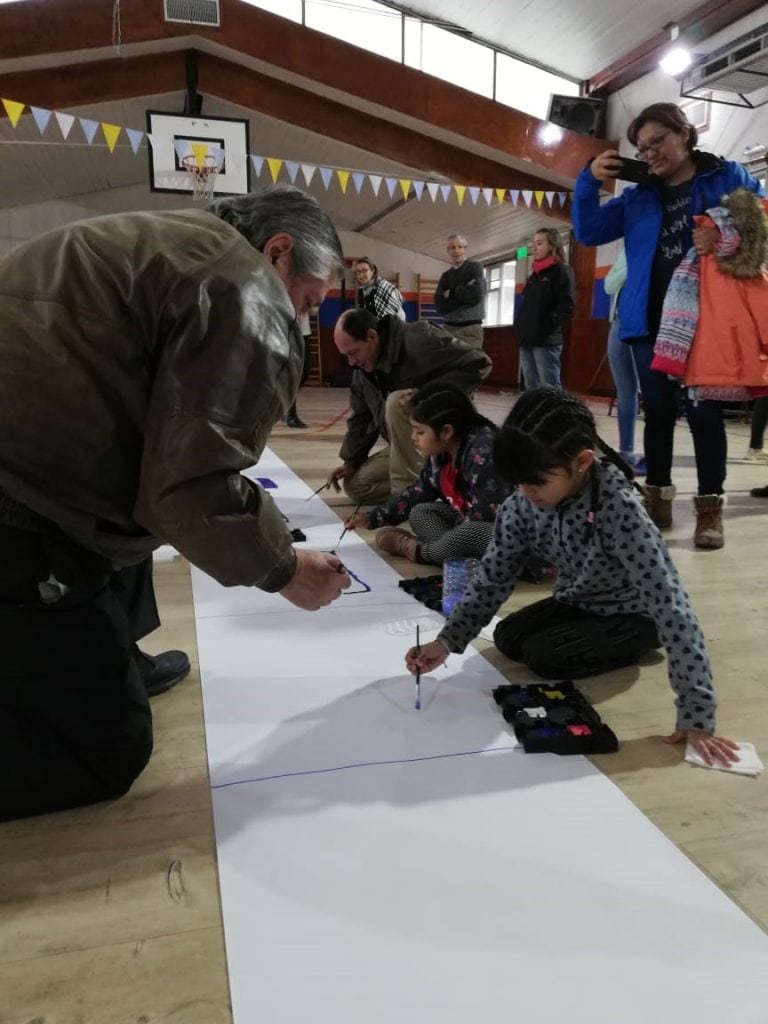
[0,0,604,184]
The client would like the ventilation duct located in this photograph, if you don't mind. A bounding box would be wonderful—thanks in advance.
[681,23,768,108]
[164,0,220,27]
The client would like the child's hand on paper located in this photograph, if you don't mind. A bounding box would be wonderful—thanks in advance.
[663,729,741,768]
[406,640,447,674]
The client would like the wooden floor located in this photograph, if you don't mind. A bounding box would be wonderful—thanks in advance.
[2,386,767,1023]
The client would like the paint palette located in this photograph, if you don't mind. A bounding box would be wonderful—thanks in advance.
[493,682,619,755]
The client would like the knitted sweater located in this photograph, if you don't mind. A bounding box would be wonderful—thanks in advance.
[438,461,717,733]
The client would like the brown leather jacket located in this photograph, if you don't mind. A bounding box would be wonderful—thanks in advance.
[0,209,303,590]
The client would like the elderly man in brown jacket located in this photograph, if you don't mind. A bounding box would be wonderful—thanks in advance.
[0,185,350,821]
[328,309,492,503]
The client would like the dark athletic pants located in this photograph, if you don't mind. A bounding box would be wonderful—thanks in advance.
[0,525,155,821]
[494,597,660,680]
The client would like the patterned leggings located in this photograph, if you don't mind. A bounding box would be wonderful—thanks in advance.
[408,503,494,566]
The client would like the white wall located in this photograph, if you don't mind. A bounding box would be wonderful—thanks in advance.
[339,230,447,294]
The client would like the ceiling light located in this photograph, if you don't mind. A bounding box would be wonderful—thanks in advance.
[660,46,692,76]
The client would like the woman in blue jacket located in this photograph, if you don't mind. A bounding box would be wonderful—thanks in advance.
[572,102,763,550]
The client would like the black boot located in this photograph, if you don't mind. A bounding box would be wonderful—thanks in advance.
[135,648,190,697]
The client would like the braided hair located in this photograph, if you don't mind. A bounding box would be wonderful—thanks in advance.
[409,383,495,442]
[494,388,637,534]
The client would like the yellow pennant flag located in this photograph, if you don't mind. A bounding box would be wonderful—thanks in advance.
[495,188,506,204]
[267,157,283,182]
[1,98,25,127]
[337,169,350,194]
[190,142,210,168]
[101,122,122,153]
[534,190,545,207]
[454,184,466,206]
[399,178,412,200]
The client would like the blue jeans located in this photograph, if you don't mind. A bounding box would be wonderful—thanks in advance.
[606,319,639,455]
[631,339,726,494]
[520,345,562,389]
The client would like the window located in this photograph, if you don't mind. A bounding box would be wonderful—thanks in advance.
[239,0,302,22]
[305,0,403,62]
[484,260,517,327]
[404,19,494,99]
[495,53,578,120]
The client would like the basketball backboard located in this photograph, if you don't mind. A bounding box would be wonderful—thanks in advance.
[146,110,250,196]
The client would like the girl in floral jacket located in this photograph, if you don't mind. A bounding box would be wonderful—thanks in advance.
[345,384,507,564]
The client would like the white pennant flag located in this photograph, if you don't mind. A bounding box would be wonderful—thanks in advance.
[55,111,75,139]
[352,172,366,194]
[125,128,144,154]
[412,180,425,200]
[250,155,265,176]
[369,175,382,196]
[384,177,398,198]
[426,182,440,203]
[440,184,452,203]
[508,188,520,205]
[468,186,480,205]
[482,187,493,205]
[300,163,316,186]
[521,189,533,207]
[79,118,99,144]
[319,167,334,189]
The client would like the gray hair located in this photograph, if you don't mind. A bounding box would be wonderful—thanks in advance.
[208,185,344,279]
[448,233,468,246]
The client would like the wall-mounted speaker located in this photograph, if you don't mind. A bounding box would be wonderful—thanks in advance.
[547,94,607,137]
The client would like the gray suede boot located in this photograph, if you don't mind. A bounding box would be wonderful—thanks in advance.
[693,494,725,550]
[643,484,676,529]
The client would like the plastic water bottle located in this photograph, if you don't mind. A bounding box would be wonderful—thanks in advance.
[442,557,480,617]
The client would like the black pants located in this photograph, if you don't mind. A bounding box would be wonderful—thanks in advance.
[494,597,660,680]
[0,525,155,821]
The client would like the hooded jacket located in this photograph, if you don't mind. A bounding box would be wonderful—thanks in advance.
[0,209,303,591]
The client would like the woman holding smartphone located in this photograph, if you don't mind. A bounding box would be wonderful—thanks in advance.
[572,102,763,549]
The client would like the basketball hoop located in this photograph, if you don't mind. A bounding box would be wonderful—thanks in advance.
[182,153,219,201]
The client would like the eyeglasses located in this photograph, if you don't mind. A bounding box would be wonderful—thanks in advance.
[634,130,673,160]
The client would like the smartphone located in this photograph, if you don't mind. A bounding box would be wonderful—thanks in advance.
[616,157,651,184]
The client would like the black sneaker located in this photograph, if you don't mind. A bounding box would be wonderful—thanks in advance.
[750,485,768,498]
[285,414,307,429]
[136,649,190,697]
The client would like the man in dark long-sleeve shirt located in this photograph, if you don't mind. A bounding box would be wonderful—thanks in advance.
[433,234,486,349]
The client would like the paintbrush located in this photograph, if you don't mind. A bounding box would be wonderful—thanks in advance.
[415,624,422,710]
[331,503,360,553]
[306,481,330,501]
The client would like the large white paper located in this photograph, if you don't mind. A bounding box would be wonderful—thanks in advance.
[193,449,768,1024]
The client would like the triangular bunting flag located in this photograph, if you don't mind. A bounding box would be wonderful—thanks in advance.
[454,185,466,206]
[508,189,520,205]
[174,139,189,162]
[369,175,382,196]
[534,190,545,207]
[267,157,283,182]
[384,177,398,198]
[482,187,493,205]
[399,178,412,200]
[521,189,533,207]
[1,98,25,127]
[101,122,121,153]
[468,186,480,205]
[545,191,555,206]
[495,188,506,204]
[55,111,75,139]
[337,169,350,194]
[412,180,425,200]
[79,117,99,144]
[440,184,452,203]
[319,167,334,189]
[558,191,567,206]
[210,146,225,171]
[126,128,144,154]
[426,182,440,202]
[300,163,316,186]
[352,172,366,194]
[30,106,52,134]
[251,155,265,176]
[285,161,299,183]
[191,142,210,167]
